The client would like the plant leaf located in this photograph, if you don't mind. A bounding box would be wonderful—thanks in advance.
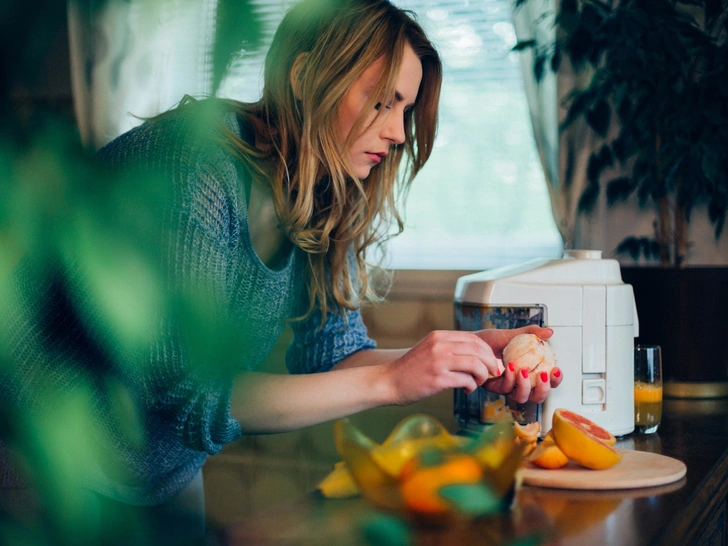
[212,0,262,94]
[534,53,546,83]
[615,236,643,261]
[586,100,611,136]
[587,152,605,185]
[551,42,562,72]
[578,183,601,213]
[362,513,412,546]
[606,176,634,205]
[439,483,501,517]
[561,0,577,16]
[513,40,536,51]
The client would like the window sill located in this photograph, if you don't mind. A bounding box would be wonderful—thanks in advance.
[382,269,478,302]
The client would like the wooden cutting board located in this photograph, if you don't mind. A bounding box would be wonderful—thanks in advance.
[520,450,687,490]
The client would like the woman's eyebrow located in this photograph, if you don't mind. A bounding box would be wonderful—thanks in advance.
[394,91,416,107]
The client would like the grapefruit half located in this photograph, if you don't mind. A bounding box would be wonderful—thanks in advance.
[551,409,621,470]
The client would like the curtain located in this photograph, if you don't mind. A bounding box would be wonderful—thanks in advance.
[512,0,728,265]
[512,0,591,252]
[67,0,217,149]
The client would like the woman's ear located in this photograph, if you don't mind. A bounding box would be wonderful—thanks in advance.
[289,53,308,100]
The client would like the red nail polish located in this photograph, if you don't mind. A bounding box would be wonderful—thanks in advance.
[508,362,515,372]
[554,369,561,378]
[541,372,548,383]
[521,368,529,379]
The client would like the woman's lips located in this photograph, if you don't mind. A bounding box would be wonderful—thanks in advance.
[366,152,383,164]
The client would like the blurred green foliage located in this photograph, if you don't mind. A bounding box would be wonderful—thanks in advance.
[1,0,262,543]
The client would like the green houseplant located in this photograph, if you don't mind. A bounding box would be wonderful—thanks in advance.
[515,0,728,390]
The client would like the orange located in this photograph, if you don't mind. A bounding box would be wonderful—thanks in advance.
[399,452,483,516]
[481,397,510,422]
[528,438,568,469]
[514,421,540,440]
[551,409,621,470]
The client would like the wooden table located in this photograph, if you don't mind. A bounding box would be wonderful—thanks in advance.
[216,398,728,546]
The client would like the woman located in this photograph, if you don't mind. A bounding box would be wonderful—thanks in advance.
[0,0,562,537]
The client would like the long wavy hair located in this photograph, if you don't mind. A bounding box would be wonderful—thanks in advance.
[227,0,441,321]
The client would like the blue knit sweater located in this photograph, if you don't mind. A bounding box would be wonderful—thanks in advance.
[0,105,376,505]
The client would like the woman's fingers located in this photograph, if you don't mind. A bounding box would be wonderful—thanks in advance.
[453,371,480,395]
[484,364,564,404]
[519,325,554,340]
[528,370,552,403]
[483,360,516,394]
[475,326,554,358]
[449,339,500,379]
[510,367,532,403]
[550,367,563,388]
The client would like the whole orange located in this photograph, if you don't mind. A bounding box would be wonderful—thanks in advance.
[399,451,483,516]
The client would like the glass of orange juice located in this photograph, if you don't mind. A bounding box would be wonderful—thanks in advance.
[634,345,662,434]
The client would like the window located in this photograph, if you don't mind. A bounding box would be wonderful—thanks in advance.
[218,0,563,270]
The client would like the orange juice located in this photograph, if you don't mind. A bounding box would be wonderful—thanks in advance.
[634,381,662,431]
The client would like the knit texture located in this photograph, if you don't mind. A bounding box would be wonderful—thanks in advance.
[0,104,375,505]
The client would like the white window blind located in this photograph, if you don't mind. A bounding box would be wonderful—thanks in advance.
[217,0,563,270]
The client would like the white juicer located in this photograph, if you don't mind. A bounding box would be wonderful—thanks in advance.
[453,250,638,437]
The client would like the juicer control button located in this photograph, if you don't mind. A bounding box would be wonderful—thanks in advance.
[582,379,606,404]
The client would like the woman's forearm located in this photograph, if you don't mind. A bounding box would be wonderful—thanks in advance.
[332,348,408,369]
[231,359,397,434]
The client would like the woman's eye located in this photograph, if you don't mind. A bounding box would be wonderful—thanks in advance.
[374,102,392,111]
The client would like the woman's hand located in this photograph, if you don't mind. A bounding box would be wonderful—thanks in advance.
[476,325,563,404]
[383,330,501,405]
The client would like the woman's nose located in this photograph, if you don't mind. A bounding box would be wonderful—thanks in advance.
[382,111,406,145]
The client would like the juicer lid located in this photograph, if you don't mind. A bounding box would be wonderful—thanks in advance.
[454,250,636,327]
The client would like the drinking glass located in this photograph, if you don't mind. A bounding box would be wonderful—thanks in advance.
[634,345,663,434]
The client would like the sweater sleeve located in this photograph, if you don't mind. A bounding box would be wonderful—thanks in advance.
[285,252,377,375]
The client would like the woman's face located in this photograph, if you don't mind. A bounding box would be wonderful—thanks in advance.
[336,43,423,180]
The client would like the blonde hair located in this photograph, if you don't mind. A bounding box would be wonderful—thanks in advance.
[229,0,441,321]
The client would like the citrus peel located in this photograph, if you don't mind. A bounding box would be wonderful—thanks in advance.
[502,333,557,388]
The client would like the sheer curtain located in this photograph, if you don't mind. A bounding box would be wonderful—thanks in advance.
[512,0,591,252]
[67,0,217,149]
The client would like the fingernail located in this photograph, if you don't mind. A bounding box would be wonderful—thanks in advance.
[508,362,515,372]
[521,368,529,379]
[547,328,554,334]
[541,372,548,383]
[554,369,561,378]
